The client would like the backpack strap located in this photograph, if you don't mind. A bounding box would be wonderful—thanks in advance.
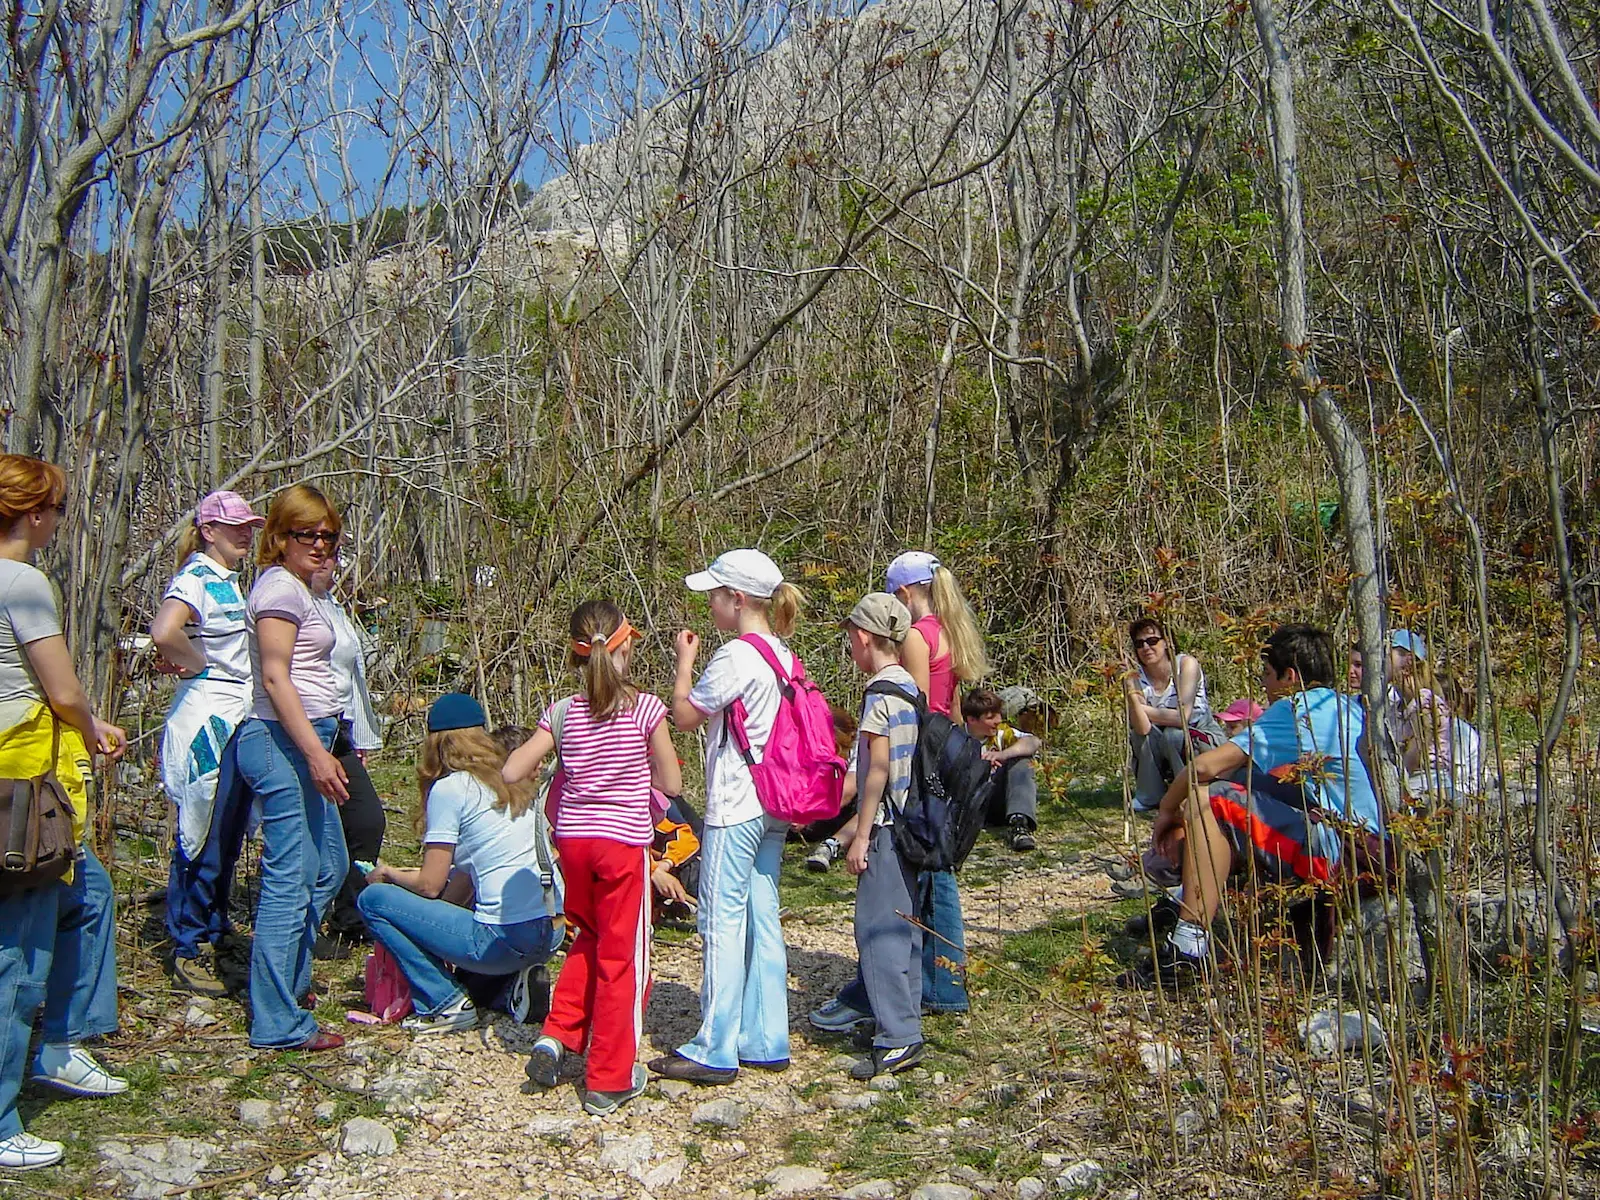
[865,679,927,716]
[533,696,575,919]
[737,633,800,698]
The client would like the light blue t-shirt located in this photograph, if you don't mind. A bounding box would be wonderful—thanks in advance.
[1230,687,1383,836]
[422,771,546,926]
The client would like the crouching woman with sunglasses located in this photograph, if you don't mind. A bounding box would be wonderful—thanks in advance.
[215,485,351,1050]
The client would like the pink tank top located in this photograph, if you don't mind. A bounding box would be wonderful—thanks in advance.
[912,615,956,717]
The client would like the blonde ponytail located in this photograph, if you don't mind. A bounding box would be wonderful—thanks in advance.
[930,566,990,682]
[173,524,204,572]
[763,582,804,638]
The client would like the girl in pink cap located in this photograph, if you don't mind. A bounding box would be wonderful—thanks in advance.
[151,490,264,997]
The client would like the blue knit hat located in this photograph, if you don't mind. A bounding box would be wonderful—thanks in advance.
[427,692,486,732]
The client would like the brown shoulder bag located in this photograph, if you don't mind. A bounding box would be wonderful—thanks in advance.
[0,718,76,896]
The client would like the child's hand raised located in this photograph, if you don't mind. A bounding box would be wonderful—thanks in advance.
[675,630,700,663]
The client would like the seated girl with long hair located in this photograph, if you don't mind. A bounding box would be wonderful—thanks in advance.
[360,693,555,1034]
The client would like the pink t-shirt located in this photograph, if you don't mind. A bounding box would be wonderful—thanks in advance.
[911,614,956,717]
[247,566,343,721]
[539,691,667,845]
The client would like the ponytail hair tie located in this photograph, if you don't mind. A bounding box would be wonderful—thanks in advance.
[572,620,642,657]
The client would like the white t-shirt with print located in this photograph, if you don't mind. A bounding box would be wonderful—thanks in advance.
[689,634,795,827]
[163,553,251,684]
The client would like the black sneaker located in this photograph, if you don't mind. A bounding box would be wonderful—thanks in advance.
[510,964,550,1023]
[1124,895,1181,940]
[646,1053,738,1085]
[311,934,353,961]
[1007,817,1036,852]
[849,1042,924,1080]
[1116,937,1209,991]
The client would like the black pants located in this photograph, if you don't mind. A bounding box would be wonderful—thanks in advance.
[326,724,386,940]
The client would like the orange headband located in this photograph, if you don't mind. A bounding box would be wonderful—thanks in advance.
[571,621,641,657]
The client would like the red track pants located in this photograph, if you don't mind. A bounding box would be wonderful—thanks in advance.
[542,837,652,1091]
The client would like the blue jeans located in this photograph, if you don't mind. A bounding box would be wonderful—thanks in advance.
[42,846,118,1043]
[234,716,343,1048]
[358,883,552,1014]
[1,885,60,1138]
[677,815,790,1070]
[920,869,968,1013]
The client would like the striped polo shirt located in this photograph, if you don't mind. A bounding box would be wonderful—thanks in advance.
[539,691,667,845]
[855,665,921,826]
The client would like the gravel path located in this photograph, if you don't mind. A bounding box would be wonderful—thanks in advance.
[265,853,1116,1200]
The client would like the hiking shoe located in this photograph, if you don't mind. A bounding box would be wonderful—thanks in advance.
[401,993,478,1035]
[526,1036,564,1088]
[169,953,229,998]
[1116,936,1209,991]
[1007,817,1036,852]
[806,839,840,873]
[808,997,874,1033]
[583,1065,648,1116]
[849,1042,924,1080]
[312,934,353,961]
[647,1053,737,1085]
[0,1131,65,1170]
[509,964,550,1024]
[1124,895,1181,940]
[30,1044,129,1098]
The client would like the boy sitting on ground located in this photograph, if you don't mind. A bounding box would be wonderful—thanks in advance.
[1119,624,1384,989]
[960,687,1040,852]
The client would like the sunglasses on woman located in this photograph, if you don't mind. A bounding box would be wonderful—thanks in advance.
[1133,636,1163,649]
[289,529,340,547]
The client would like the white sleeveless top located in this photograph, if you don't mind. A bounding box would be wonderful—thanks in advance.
[1138,653,1212,719]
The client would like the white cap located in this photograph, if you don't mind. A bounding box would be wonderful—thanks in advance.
[684,549,784,599]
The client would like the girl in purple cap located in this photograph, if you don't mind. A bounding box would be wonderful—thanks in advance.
[151,490,264,998]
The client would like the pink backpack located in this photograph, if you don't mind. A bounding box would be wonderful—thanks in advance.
[363,943,413,1023]
[724,634,847,824]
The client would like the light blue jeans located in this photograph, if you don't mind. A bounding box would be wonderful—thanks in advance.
[919,869,968,1013]
[677,815,790,1070]
[358,883,552,1014]
[42,846,119,1044]
[235,716,345,1048]
[1,884,59,1138]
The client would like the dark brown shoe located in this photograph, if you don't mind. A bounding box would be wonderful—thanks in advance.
[646,1053,736,1085]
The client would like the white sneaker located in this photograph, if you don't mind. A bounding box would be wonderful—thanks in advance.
[401,993,478,1035]
[30,1044,130,1098]
[0,1131,66,1170]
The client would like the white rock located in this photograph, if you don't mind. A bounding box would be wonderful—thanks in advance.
[183,1003,219,1029]
[867,1074,901,1092]
[656,1079,694,1100]
[266,1166,288,1184]
[910,1186,973,1200]
[842,1180,898,1199]
[238,1099,274,1129]
[157,1055,182,1074]
[1039,1155,1063,1169]
[1299,1008,1386,1061]
[1173,1110,1204,1136]
[642,1156,687,1189]
[691,1098,749,1128]
[314,1101,337,1122]
[1495,1123,1533,1162]
[1016,1177,1046,1200]
[932,1072,947,1086]
[765,1165,830,1196]
[597,1132,653,1173]
[1137,1040,1182,1076]
[99,1138,220,1199]
[827,1091,882,1111]
[529,1113,580,1137]
[340,1117,397,1157]
[1055,1160,1105,1192]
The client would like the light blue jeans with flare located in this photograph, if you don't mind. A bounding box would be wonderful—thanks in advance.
[677,815,790,1071]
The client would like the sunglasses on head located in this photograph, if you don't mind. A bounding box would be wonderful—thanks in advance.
[1133,635,1163,649]
[288,529,340,547]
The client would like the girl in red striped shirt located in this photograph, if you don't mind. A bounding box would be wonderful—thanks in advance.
[504,600,682,1116]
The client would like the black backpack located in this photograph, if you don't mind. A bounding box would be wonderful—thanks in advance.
[864,682,994,872]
